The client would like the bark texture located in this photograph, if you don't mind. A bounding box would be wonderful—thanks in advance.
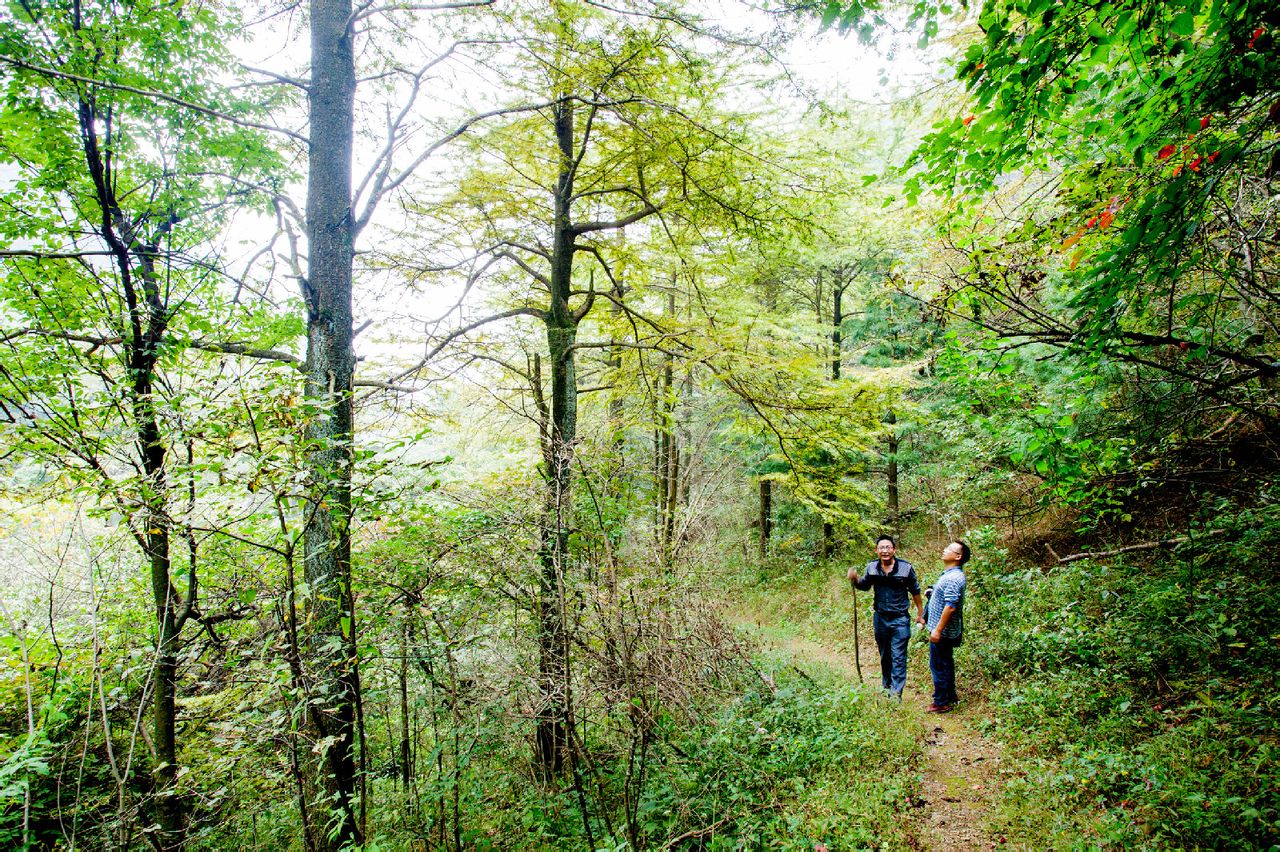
[304,0,362,841]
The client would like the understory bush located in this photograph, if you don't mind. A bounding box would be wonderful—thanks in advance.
[451,660,918,851]
[967,500,1280,849]
[637,660,916,849]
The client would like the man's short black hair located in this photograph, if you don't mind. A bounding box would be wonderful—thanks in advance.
[954,540,971,566]
[876,534,896,546]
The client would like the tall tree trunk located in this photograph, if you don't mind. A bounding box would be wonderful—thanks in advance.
[304,0,362,840]
[536,96,579,780]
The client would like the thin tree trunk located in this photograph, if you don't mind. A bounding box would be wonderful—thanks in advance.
[821,283,845,558]
[78,78,189,847]
[135,356,184,848]
[885,409,899,521]
[607,282,627,500]
[663,433,679,566]
[659,292,678,565]
[399,609,412,795]
[679,365,693,510]
[758,479,773,559]
[885,298,902,525]
[653,423,664,531]
[831,284,844,381]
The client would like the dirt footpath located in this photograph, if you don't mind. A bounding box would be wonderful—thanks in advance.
[915,697,1003,850]
[777,627,1006,851]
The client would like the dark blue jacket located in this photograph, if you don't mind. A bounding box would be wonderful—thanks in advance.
[855,557,921,616]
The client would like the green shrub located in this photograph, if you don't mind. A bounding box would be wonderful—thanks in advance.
[968,501,1280,848]
[633,661,918,850]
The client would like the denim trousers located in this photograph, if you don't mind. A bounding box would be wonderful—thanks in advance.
[873,612,911,696]
[929,635,959,706]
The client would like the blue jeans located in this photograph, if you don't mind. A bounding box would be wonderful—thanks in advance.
[873,612,911,696]
[929,636,959,706]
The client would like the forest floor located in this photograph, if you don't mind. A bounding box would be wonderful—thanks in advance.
[763,626,1007,851]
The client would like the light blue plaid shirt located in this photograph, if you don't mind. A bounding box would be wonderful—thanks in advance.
[926,566,967,639]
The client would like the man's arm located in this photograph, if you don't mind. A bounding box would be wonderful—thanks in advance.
[913,592,925,625]
[847,565,875,591]
[929,606,955,642]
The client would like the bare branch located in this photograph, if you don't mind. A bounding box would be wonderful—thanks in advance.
[1058,530,1226,564]
[572,203,661,235]
[351,0,494,25]
[387,305,548,385]
[240,65,309,92]
[192,340,301,365]
[353,99,557,233]
[0,249,117,260]
[496,250,551,287]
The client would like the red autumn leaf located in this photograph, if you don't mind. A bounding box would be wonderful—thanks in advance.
[962,114,976,126]
[1099,211,1114,229]
[1207,150,1221,164]
[1157,144,1176,160]
[1200,115,1211,130]
[1172,164,1183,177]
[1086,216,1097,228]
[1189,156,1203,172]
[1248,25,1264,49]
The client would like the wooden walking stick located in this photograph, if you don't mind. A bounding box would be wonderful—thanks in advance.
[849,576,863,681]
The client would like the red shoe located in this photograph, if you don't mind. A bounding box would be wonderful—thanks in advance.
[925,703,953,713]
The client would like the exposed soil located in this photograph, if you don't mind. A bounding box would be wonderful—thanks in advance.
[913,696,1003,851]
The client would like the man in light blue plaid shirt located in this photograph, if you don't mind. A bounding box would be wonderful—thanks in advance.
[924,540,969,713]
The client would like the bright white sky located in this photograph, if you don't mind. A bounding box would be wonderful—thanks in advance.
[219,1,959,385]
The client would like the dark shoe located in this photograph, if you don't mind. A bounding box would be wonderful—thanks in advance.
[925,703,953,713]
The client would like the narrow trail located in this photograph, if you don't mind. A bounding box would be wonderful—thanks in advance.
[770,625,1006,851]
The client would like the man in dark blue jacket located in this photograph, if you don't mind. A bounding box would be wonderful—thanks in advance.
[848,535,924,698]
